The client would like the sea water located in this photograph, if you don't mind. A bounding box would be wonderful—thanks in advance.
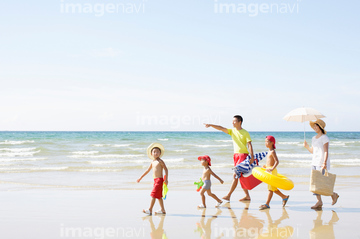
[0,131,359,191]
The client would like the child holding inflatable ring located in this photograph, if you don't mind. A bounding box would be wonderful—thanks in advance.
[259,136,290,210]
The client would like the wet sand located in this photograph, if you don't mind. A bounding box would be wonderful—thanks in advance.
[0,183,358,239]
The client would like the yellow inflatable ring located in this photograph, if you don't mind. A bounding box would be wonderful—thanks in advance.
[252,167,294,190]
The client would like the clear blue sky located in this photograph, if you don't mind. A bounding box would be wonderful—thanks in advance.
[0,0,359,131]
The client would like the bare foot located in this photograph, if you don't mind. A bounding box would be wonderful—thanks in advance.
[239,196,251,202]
[154,210,166,215]
[222,196,230,201]
[143,209,152,215]
[311,201,323,209]
[331,193,339,205]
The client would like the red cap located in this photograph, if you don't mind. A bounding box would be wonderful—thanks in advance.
[266,135,276,149]
[198,155,211,166]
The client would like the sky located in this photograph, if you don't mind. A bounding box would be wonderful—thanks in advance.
[0,0,359,131]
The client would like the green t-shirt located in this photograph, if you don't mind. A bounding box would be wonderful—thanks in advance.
[227,128,252,154]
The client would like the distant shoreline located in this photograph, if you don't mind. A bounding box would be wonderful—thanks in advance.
[1,131,359,133]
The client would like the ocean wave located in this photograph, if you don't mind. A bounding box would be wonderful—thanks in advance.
[211,163,233,168]
[164,158,185,163]
[0,157,46,162]
[72,151,99,155]
[174,149,188,152]
[277,154,312,158]
[332,158,360,163]
[194,144,231,148]
[91,144,131,148]
[91,144,111,147]
[278,142,301,145]
[331,142,346,146]
[157,138,169,141]
[331,159,360,166]
[0,140,35,145]
[88,160,119,165]
[0,147,37,152]
[75,168,123,172]
[129,147,146,151]
[0,150,41,157]
[68,154,145,159]
[0,166,68,172]
[215,140,233,143]
[112,144,132,147]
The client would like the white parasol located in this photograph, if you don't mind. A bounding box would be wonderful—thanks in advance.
[283,107,326,140]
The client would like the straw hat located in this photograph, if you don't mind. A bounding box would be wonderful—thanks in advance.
[147,143,165,160]
[310,119,327,134]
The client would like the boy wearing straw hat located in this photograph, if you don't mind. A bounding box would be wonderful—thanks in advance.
[137,143,168,215]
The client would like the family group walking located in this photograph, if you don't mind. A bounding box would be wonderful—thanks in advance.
[137,115,339,215]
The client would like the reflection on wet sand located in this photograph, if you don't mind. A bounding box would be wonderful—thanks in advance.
[257,208,293,239]
[195,208,222,239]
[228,202,265,238]
[216,202,293,238]
[309,210,339,239]
[143,215,167,239]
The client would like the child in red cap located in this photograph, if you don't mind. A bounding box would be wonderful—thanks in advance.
[259,136,290,210]
[197,155,224,208]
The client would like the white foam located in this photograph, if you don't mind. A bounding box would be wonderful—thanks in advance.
[194,144,230,148]
[332,159,360,163]
[331,142,346,146]
[77,168,123,172]
[164,158,185,163]
[277,154,312,158]
[72,151,99,155]
[92,144,131,148]
[174,149,188,152]
[215,140,233,143]
[91,144,111,147]
[278,142,301,145]
[88,160,119,165]
[0,157,46,162]
[112,144,132,147]
[157,139,169,141]
[129,147,146,151]
[0,166,67,171]
[0,140,35,145]
[0,147,37,152]
[132,159,150,164]
[0,150,41,157]
[68,154,144,159]
[210,163,233,168]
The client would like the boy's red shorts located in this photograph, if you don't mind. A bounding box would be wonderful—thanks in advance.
[233,153,248,166]
[234,153,262,190]
[150,177,164,199]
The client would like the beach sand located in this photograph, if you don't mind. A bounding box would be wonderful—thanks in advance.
[0,182,359,239]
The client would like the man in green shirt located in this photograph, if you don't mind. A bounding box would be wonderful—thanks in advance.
[204,115,256,201]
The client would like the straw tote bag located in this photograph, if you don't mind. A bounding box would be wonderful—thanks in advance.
[310,169,336,196]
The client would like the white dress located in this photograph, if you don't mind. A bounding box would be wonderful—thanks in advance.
[311,134,330,170]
